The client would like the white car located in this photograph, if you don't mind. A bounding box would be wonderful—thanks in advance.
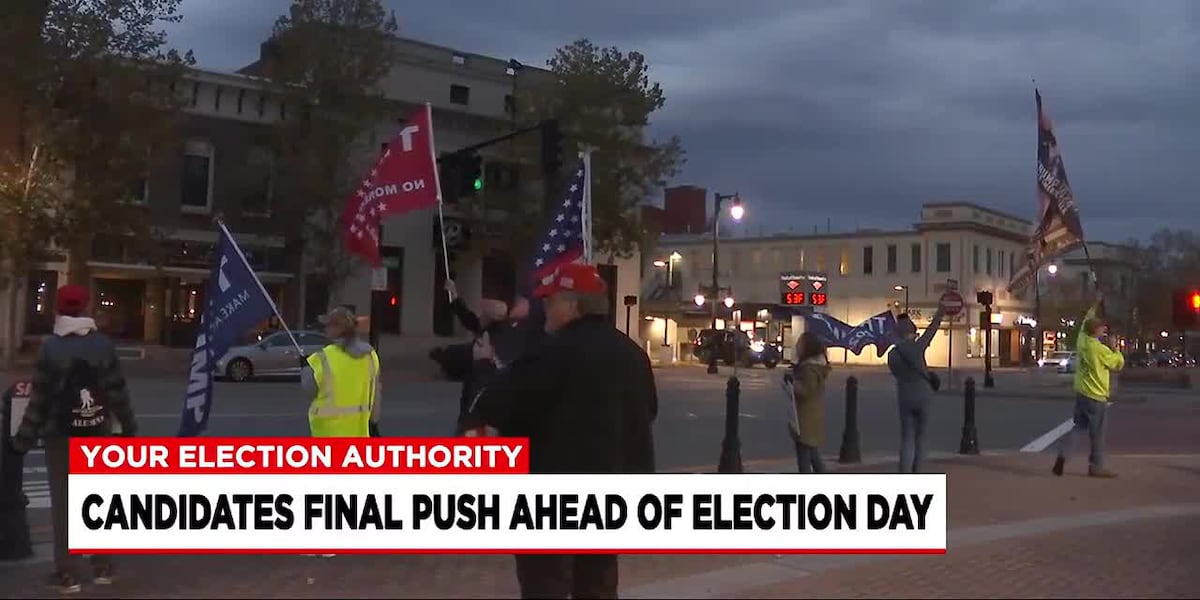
[1038,351,1075,373]
[1056,353,1078,374]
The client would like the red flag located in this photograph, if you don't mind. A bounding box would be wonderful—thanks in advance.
[343,103,442,265]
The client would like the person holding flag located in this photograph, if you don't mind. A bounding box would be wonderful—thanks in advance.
[300,306,381,438]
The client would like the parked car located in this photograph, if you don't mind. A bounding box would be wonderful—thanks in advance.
[1038,351,1074,371]
[1056,353,1078,374]
[1126,351,1153,368]
[692,329,780,369]
[215,330,332,382]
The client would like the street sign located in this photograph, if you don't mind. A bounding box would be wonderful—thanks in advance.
[5,381,31,438]
[947,278,959,291]
[939,290,964,316]
[370,267,388,292]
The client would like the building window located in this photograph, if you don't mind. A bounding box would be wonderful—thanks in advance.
[279,102,287,119]
[936,243,951,272]
[986,248,993,275]
[180,139,214,212]
[504,94,515,117]
[862,246,874,275]
[127,177,148,205]
[190,82,199,107]
[751,249,762,269]
[236,90,246,114]
[911,243,922,273]
[795,249,805,270]
[1009,252,1015,276]
[214,86,222,111]
[839,248,849,276]
[450,84,470,105]
[886,244,897,273]
[815,248,825,272]
[452,54,466,66]
[242,147,274,216]
[258,95,266,117]
[973,245,980,273]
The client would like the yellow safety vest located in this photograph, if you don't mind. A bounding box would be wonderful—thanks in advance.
[306,344,379,438]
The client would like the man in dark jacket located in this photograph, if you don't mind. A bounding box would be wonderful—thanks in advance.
[445,280,542,434]
[12,284,138,593]
[473,263,658,599]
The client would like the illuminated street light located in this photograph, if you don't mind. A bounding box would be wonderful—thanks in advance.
[729,196,745,221]
[723,296,735,308]
[1047,264,1059,276]
[694,294,705,307]
[652,260,667,267]
[1161,330,1169,338]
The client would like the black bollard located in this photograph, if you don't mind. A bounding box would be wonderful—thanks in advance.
[717,376,743,473]
[0,381,34,560]
[838,376,861,464]
[959,377,980,455]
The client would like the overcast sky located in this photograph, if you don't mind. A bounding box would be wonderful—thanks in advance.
[166,0,1200,243]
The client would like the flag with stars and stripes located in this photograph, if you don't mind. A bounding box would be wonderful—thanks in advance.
[530,158,589,280]
[343,103,442,266]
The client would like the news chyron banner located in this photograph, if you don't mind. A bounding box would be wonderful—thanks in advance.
[68,438,947,554]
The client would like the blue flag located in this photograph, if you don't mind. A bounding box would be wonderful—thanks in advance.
[178,224,278,436]
[803,311,898,357]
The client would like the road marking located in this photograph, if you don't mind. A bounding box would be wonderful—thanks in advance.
[622,503,1200,599]
[22,480,50,510]
[1021,418,1075,453]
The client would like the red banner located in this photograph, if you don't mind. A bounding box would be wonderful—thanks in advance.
[343,103,442,265]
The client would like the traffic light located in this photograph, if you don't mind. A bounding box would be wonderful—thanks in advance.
[540,119,563,174]
[461,154,483,194]
[1171,288,1200,330]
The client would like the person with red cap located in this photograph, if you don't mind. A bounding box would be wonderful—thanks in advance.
[470,262,658,599]
[12,284,138,593]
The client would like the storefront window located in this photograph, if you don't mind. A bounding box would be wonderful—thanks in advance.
[967,327,1000,358]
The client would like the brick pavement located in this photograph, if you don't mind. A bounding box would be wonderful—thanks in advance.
[3,453,1198,598]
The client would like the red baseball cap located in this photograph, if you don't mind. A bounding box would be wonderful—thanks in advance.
[56,284,90,316]
[533,263,606,299]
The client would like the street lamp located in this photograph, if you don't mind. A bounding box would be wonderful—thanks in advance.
[724,295,735,309]
[694,294,705,307]
[709,192,743,375]
[1161,330,1169,338]
[1047,263,1059,276]
[893,284,909,313]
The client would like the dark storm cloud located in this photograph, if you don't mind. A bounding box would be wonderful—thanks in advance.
[166,0,1200,242]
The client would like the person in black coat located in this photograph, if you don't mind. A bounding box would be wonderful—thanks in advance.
[472,263,658,599]
[444,280,542,434]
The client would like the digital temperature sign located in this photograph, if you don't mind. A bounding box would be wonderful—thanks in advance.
[778,271,830,307]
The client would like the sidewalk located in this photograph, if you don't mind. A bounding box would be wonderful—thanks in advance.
[3,453,1197,598]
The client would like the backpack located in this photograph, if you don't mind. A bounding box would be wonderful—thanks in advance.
[57,358,109,436]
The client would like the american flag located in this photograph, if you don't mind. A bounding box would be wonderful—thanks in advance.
[530,159,587,280]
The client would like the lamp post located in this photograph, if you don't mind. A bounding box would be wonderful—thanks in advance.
[1034,263,1059,361]
[893,285,909,313]
[709,192,743,374]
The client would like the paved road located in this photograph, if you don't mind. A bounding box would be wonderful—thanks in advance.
[14,365,1083,510]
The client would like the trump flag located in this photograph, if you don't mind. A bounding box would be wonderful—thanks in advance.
[178,223,279,437]
[343,103,442,266]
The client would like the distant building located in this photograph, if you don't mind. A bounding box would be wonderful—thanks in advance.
[641,201,1043,368]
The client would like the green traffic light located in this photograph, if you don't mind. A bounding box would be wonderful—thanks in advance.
[473,178,483,191]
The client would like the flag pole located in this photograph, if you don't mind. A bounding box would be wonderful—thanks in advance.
[580,148,593,264]
[425,102,453,301]
[214,217,303,354]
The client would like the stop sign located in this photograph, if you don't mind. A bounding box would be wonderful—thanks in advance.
[939,290,964,316]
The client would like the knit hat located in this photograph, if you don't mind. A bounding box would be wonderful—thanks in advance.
[56,285,90,317]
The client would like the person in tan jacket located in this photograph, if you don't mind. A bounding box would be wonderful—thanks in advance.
[788,331,832,473]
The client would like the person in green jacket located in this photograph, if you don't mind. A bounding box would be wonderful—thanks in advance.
[1053,294,1124,478]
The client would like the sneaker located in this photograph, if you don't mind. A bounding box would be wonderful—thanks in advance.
[1088,468,1117,478]
[46,572,81,594]
[93,564,114,585]
[1052,456,1064,476]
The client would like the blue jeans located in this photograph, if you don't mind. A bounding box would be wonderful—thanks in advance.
[1056,393,1109,470]
[898,398,929,473]
[794,442,827,473]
